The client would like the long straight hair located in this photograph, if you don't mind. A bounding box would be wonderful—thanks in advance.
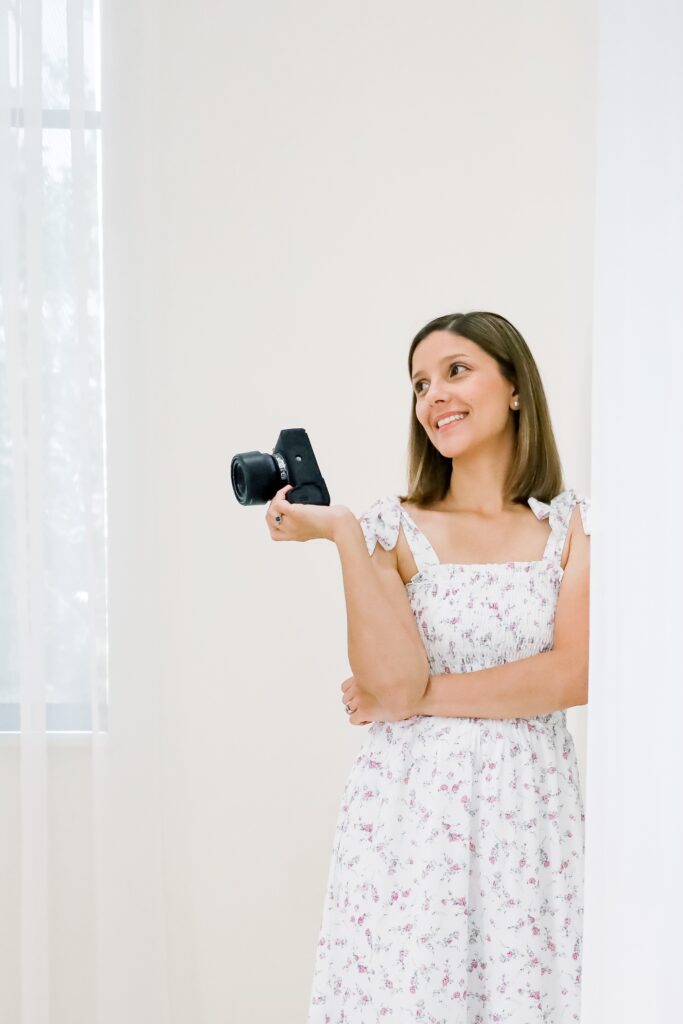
[399,312,565,507]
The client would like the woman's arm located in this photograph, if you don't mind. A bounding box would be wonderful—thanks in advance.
[407,648,584,719]
[333,510,430,713]
[405,504,591,719]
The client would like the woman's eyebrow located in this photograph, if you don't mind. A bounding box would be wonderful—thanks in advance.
[411,353,470,382]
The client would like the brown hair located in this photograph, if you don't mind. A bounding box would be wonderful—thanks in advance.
[399,311,564,507]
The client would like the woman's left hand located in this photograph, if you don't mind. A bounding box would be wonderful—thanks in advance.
[340,675,415,725]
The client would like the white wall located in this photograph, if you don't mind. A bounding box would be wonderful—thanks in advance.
[582,0,683,1017]
[0,3,596,1021]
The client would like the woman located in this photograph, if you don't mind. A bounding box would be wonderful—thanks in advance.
[267,311,589,1023]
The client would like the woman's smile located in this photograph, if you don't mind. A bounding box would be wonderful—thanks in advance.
[435,411,469,431]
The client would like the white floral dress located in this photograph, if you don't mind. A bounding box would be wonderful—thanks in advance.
[307,489,590,1024]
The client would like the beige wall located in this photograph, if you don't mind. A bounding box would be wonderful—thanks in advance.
[0,2,596,1021]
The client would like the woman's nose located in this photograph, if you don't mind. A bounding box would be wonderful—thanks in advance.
[428,380,453,404]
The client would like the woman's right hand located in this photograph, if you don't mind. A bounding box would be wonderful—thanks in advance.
[265,485,353,544]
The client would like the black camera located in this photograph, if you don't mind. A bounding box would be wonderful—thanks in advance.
[230,428,331,507]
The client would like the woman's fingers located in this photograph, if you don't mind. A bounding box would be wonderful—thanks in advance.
[341,679,357,713]
[265,485,294,537]
[339,677,370,725]
[273,484,293,509]
[267,484,292,512]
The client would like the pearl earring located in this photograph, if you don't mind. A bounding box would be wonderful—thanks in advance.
[512,398,519,409]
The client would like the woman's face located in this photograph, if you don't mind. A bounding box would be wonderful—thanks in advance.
[411,331,517,456]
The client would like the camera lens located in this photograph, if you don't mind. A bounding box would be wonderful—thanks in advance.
[232,462,247,502]
[230,451,287,505]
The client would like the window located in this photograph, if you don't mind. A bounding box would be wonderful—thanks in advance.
[0,0,108,733]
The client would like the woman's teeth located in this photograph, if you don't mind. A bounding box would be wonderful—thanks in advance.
[437,413,468,429]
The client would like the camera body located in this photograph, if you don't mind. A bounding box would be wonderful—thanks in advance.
[230,428,330,506]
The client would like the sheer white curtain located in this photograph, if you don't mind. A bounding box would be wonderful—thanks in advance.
[582,0,683,1019]
[0,1,168,1020]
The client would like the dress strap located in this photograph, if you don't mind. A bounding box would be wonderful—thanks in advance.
[395,496,442,574]
[528,489,591,567]
[358,494,440,574]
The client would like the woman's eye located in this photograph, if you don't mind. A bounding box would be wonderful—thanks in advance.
[414,363,467,395]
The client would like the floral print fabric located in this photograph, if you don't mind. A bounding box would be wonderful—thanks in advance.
[307,490,590,1023]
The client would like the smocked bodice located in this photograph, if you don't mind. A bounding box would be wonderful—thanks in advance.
[359,489,591,677]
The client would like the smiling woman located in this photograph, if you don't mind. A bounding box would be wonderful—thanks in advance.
[306,311,590,1024]
[404,312,564,510]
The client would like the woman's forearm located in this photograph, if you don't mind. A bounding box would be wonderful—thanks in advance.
[407,648,588,719]
[333,512,429,710]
